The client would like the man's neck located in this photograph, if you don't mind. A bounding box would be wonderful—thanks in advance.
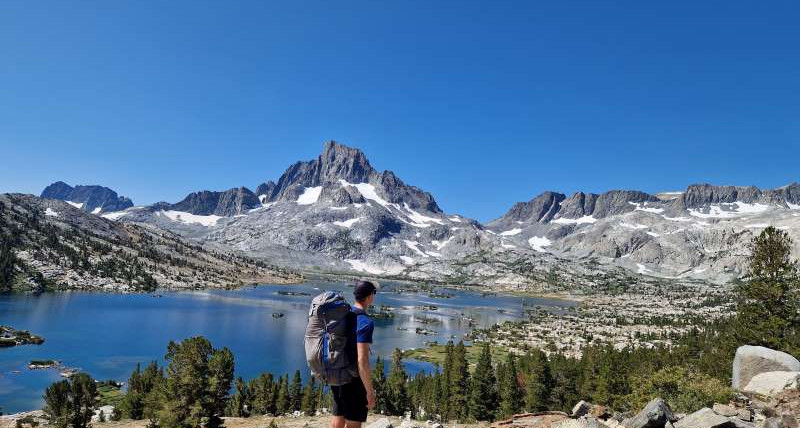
[354,302,368,311]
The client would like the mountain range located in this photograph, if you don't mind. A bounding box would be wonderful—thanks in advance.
[35,141,800,288]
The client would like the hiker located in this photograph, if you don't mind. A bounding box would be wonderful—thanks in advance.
[331,280,377,428]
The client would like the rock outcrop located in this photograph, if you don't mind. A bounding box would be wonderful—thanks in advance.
[620,398,676,428]
[732,346,800,390]
[40,181,133,213]
[743,371,800,397]
[169,187,260,216]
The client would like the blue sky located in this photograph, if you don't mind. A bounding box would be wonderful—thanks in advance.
[1,1,798,221]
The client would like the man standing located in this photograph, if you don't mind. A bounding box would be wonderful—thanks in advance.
[330,280,377,428]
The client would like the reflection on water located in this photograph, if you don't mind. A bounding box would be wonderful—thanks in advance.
[0,281,574,413]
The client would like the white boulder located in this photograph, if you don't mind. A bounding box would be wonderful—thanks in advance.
[742,371,800,396]
[732,346,800,390]
[674,407,734,428]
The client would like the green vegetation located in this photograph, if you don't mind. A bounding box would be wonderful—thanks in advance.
[625,366,734,414]
[43,373,97,428]
[734,226,800,355]
[402,341,508,366]
[36,227,799,426]
[97,380,125,408]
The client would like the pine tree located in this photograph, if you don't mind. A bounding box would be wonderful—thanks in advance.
[523,349,551,412]
[548,354,580,412]
[497,353,522,419]
[228,377,250,417]
[447,341,469,421]
[300,376,317,415]
[249,373,275,415]
[208,347,235,428]
[371,356,388,414]
[43,373,97,428]
[387,348,410,416]
[289,370,303,412]
[157,337,234,428]
[735,226,800,352]
[468,343,498,421]
[441,341,454,419]
[276,375,290,415]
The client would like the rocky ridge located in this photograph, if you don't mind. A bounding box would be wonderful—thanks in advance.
[0,193,299,291]
[39,142,800,287]
[41,181,133,214]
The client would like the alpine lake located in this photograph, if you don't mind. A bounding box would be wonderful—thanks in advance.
[0,281,576,413]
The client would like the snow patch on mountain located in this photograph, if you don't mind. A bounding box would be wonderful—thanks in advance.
[66,201,84,209]
[629,201,664,213]
[432,236,454,250]
[340,180,390,208]
[157,210,222,227]
[399,256,415,265]
[296,186,322,205]
[403,203,444,226]
[528,236,551,252]
[344,259,386,275]
[688,202,771,219]
[45,208,59,217]
[500,228,523,236]
[404,240,428,257]
[552,215,597,225]
[333,217,362,228]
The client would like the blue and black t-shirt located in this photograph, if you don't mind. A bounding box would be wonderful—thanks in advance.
[352,306,374,344]
[344,306,374,367]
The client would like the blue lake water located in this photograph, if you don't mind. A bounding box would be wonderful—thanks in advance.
[0,281,574,413]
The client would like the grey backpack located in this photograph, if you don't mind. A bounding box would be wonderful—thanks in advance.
[305,291,358,385]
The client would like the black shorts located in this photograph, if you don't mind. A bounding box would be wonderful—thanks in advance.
[330,377,368,422]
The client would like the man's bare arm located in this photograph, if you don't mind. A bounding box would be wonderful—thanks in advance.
[357,342,375,409]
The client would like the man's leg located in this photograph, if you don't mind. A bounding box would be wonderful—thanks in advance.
[330,416,346,428]
[344,421,362,428]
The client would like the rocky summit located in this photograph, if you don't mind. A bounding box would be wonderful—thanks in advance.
[40,181,133,214]
[38,141,800,287]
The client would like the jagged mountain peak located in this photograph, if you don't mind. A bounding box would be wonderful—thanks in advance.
[256,141,442,213]
[169,186,259,216]
[40,181,133,213]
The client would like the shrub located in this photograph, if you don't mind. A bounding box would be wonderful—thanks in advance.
[625,366,734,414]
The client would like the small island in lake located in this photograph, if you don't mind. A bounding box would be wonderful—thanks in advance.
[28,359,60,369]
[276,290,311,297]
[0,326,45,347]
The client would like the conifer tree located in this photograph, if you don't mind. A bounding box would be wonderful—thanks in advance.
[371,356,388,414]
[289,370,303,412]
[523,349,551,412]
[248,373,275,415]
[228,377,250,417]
[387,348,410,416]
[43,373,97,428]
[276,375,290,415]
[441,341,454,419]
[300,376,317,415]
[468,343,498,421]
[208,347,235,427]
[735,226,800,352]
[497,353,522,419]
[447,341,469,421]
[548,354,580,412]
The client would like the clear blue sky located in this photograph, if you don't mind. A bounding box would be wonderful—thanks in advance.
[1,1,798,221]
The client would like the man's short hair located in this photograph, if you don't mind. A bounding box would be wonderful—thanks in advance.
[353,280,377,302]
